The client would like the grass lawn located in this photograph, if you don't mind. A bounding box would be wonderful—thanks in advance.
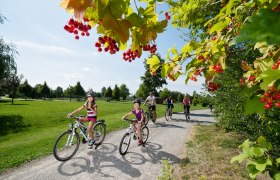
[0,99,207,173]
[174,125,249,179]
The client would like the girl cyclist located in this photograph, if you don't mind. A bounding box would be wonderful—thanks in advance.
[67,93,97,148]
[122,99,144,145]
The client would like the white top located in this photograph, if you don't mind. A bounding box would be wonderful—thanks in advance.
[145,95,156,106]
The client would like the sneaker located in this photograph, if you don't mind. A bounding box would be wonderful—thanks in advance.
[137,140,143,146]
[133,135,137,140]
[88,139,95,147]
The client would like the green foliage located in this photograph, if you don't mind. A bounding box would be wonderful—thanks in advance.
[231,136,280,179]
[236,9,280,45]
[112,84,120,100]
[158,159,175,180]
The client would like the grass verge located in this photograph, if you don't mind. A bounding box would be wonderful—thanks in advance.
[174,125,249,180]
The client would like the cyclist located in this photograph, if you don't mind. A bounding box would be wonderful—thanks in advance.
[122,99,144,145]
[182,95,191,120]
[144,92,156,112]
[164,96,174,117]
[67,93,97,148]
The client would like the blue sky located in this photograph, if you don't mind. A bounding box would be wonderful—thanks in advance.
[0,0,204,95]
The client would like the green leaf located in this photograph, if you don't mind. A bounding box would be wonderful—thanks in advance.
[231,153,249,163]
[274,173,280,180]
[258,69,280,91]
[254,58,274,72]
[147,55,161,71]
[257,136,267,148]
[209,17,231,34]
[126,13,144,28]
[235,9,280,45]
[244,95,265,115]
[161,63,172,77]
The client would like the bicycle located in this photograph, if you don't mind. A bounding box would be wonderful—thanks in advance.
[119,118,149,155]
[144,103,157,124]
[184,105,190,121]
[165,106,173,121]
[53,115,106,161]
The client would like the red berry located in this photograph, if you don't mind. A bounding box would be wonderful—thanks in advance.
[249,75,255,82]
[75,35,79,40]
[275,101,280,108]
[264,103,272,109]
[260,97,267,103]
[98,47,102,52]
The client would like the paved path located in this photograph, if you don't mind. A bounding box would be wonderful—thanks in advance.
[1,109,215,180]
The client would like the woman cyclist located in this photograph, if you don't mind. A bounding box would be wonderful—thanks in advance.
[122,99,144,145]
[67,93,97,148]
[164,96,174,117]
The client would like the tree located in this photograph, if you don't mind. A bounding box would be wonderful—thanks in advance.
[104,86,112,101]
[119,84,130,101]
[18,79,32,100]
[64,85,74,102]
[5,73,23,104]
[40,81,50,100]
[33,84,43,99]
[54,86,63,98]
[177,92,184,103]
[74,81,85,101]
[101,87,106,98]
[112,84,120,101]
[135,83,149,99]
[140,54,167,94]
[159,88,171,100]
[0,15,18,95]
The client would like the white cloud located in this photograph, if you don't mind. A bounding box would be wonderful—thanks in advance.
[82,67,91,71]
[62,73,83,79]
[13,40,74,56]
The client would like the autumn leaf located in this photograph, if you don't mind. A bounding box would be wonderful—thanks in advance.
[60,0,93,18]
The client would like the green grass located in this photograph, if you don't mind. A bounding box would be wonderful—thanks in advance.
[0,99,206,173]
[175,125,249,179]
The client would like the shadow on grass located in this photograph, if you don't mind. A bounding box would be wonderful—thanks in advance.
[0,115,29,135]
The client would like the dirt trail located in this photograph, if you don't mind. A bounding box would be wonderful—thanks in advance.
[1,109,215,180]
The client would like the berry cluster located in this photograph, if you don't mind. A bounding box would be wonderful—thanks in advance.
[142,44,157,54]
[260,86,280,109]
[207,82,220,91]
[123,49,141,62]
[165,12,171,20]
[248,75,256,82]
[239,78,245,86]
[64,18,91,40]
[272,60,280,70]
[212,64,223,73]
[197,55,206,61]
[95,36,119,54]
[190,76,197,81]
[194,68,203,76]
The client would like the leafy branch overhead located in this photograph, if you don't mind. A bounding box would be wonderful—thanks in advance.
[60,0,280,113]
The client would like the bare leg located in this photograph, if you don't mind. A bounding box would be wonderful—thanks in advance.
[137,123,142,141]
[87,120,95,140]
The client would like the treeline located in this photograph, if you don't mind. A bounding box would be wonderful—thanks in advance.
[1,79,133,102]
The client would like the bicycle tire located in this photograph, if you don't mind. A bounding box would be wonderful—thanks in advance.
[142,126,149,144]
[144,112,149,125]
[92,122,106,145]
[151,111,157,123]
[119,133,131,155]
[53,130,80,161]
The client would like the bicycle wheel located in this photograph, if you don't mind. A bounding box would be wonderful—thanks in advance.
[119,133,131,155]
[151,111,157,123]
[92,122,106,145]
[53,130,80,161]
[165,109,169,121]
[184,110,188,121]
[142,126,149,143]
[144,112,149,125]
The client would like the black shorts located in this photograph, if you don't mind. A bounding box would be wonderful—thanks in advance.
[149,105,156,111]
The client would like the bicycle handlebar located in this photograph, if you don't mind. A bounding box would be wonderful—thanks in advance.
[122,117,138,123]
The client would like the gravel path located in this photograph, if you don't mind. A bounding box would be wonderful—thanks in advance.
[1,109,215,180]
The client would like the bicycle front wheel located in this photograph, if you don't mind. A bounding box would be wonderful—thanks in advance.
[165,109,170,121]
[92,122,106,145]
[151,111,157,123]
[53,130,80,161]
[119,133,131,155]
[142,126,149,144]
[144,112,149,125]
